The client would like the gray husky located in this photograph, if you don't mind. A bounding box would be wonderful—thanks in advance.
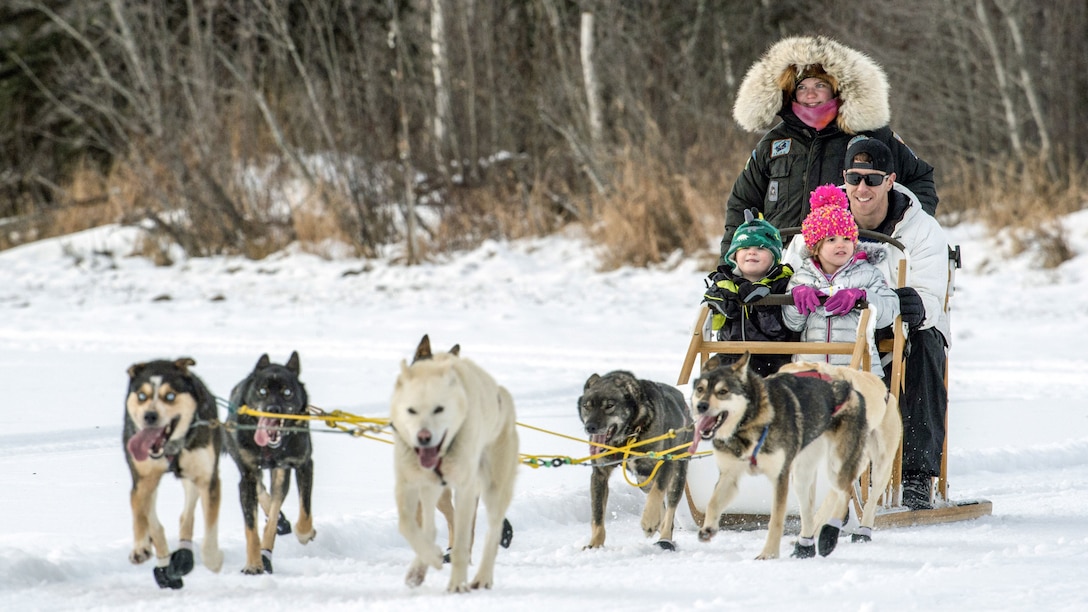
[579,371,693,550]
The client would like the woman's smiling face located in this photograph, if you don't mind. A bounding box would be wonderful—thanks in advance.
[794,77,833,106]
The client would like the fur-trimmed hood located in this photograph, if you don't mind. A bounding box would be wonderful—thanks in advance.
[733,36,889,134]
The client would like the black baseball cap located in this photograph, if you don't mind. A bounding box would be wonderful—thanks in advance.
[844,136,892,173]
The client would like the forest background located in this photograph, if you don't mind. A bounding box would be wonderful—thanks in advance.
[1,0,1084,267]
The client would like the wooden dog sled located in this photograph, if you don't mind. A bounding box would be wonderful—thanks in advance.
[678,234,991,530]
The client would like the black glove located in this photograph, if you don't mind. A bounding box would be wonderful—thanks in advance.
[736,280,770,304]
[895,287,925,330]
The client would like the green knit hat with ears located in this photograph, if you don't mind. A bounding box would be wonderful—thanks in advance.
[726,209,783,268]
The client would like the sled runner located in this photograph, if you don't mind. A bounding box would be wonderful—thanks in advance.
[678,231,991,530]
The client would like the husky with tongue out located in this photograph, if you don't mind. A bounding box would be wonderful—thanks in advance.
[225,351,315,575]
[578,370,693,551]
[688,352,863,560]
[390,335,519,593]
[123,357,224,589]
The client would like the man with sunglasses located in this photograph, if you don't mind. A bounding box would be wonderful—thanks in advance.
[721,36,938,265]
[842,136,951,511]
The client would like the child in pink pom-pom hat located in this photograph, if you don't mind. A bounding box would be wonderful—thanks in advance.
[782,184,900,374]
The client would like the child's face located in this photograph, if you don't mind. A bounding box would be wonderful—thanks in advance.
[817,236,856,273]
[733,247,775,280]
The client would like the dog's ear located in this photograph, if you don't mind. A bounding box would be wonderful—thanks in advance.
[174,357,196,373]
[732,351,751,373]
[256,354,271,370]
[703,355,721,372]
[127,361,148,380]
[584,373,600,391]
[413,335,433,363]
[449,343,460,356]
[398,359,410,379]
[286,351,301,374]
[617,373,643,404]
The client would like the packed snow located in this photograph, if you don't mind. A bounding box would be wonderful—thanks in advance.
[2,212,1088,611]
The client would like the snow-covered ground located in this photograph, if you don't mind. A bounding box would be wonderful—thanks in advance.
[2,212,1087,611]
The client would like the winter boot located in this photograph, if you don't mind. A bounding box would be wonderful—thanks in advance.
[902,473,933,511]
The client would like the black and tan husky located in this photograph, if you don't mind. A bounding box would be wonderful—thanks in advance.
[225,352,315,574]
[123,357,223,589]
[688,353,867,559]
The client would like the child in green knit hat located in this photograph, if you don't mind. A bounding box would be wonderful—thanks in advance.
[703,209,798,376]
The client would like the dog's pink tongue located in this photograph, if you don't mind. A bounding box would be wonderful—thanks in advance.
[589,433,609,455]
[696,414,719,436]
[254,417,278,447]
[127,427,165,462]
[416,446,440,469]
[687,435,701,456]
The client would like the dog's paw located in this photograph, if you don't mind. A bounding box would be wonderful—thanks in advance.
[153,566,184,589]
[275,512,292,536]
[129,546,152,565]
[240,564,265,575]
[167,548,194,579]
[296,528,316,545]
[654,539,677,551]
[447,579,471,594]
[697,527,717,542]
[789,542,815,559]
[817,524,840,557]
[470,571,494,590]
[405,561,428,588]
[500,518,514,548]
[201,542,224,570]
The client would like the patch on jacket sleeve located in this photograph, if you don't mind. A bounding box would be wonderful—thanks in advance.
[771,139,792,158]
[768,180,779,202]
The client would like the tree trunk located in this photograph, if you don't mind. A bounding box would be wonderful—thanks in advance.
[580,11,602,152]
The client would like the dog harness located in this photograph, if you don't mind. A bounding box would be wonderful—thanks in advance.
[750,426,770,467]
[784,370,848,414]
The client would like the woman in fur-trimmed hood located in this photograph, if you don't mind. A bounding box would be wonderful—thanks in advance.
[720,36,938,265]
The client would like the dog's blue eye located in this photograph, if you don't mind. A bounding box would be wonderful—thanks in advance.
[137,392,148,402]
[164,392,176,402]
[283,389,292,398]
[259,388,268,397]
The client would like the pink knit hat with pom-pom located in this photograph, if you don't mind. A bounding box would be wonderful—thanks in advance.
[801,184,858,249]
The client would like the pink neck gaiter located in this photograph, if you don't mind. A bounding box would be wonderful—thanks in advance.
[792,98,841,131]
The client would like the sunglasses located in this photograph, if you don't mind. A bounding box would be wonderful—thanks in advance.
[844,172,888,187]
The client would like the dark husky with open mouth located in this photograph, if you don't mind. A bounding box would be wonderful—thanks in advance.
[579,370,693,550]
[225,351,315,574]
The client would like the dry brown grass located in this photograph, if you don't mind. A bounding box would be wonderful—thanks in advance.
[586,141,737,271]
[940,151,1086,268]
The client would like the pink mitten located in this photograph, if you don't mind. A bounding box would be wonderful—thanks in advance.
[825,288,866,315]
[791,285,822,316]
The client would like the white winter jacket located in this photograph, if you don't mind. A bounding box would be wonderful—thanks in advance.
[783,243,900,374]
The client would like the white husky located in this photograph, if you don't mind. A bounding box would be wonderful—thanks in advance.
[390,335,519,593]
